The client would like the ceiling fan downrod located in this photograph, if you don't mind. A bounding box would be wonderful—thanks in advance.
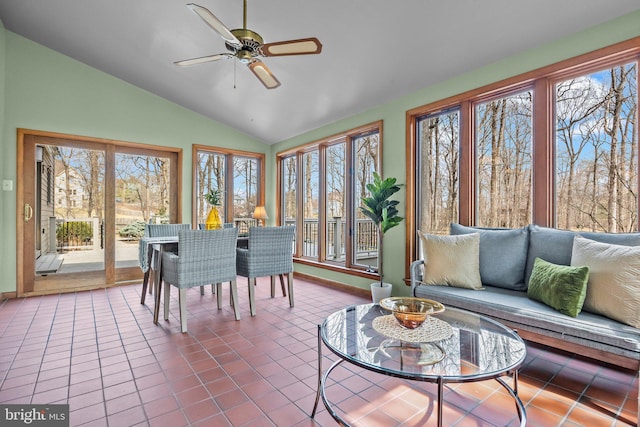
[243,0,247,30]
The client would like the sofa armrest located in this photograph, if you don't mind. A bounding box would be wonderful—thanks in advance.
[410,259,424,296]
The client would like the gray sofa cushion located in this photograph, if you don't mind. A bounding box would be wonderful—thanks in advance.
[525,225,640,285]
[413,283,640,356]
[450,223,529,290]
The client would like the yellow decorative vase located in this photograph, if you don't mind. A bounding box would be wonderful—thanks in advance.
[205,207,222,230]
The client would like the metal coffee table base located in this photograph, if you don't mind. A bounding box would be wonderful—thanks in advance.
[310,325,527,427]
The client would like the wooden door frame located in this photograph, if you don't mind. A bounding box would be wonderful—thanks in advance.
[16,128,182,297]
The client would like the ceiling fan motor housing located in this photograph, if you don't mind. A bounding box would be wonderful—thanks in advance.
[227,28,264,63]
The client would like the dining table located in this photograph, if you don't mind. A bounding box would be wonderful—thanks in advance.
[138,236,179,324]
[138,232,250,324]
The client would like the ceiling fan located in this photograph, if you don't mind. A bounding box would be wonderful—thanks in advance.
[175,1,322,89]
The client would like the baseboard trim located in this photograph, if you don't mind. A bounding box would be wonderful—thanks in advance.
[0,291,17,300]
[294,272,371,298]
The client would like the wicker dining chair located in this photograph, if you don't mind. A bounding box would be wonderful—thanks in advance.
[236,226,296,316]
[141,223,191,304]
[198,222,235,230]
[161,228,240,332]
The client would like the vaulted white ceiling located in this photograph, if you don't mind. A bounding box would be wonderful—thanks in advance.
[1,1,639,144]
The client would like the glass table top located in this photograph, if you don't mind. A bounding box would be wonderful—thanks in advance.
[320,304,526,382]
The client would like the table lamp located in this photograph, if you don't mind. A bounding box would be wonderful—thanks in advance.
[252,206,269,227]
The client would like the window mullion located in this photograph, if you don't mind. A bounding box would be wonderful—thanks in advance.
[532,78,554,227]
[345,136,355,269]
[459,100,475,225]
[318,146,327,262]
[295,152,304,257]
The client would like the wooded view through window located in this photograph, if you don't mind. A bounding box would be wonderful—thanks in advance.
[476,91,533,228]
[278,123,381,273]
[555,63,637,232]
[417,111,460,235]
[413,55,637,238]
[194,147,264,232]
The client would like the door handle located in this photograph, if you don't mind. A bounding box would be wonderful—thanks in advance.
[24,203,33,222]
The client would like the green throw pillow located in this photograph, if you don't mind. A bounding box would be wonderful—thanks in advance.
[527,258,589,317]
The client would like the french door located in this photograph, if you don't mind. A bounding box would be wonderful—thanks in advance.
[17,129,181,296]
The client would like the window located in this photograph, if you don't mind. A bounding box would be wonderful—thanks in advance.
[277,122,382,275]
[408,38,639,278]
[555,63,638,232]
[475,91,533,228]
[416,110,460,235]
[302,150,319,258]
[193,146,264,233]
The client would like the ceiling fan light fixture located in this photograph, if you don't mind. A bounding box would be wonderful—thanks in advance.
[249,61,281,89]
[237,50,253,64]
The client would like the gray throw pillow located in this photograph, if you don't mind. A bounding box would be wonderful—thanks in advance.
[450,223,529,290]
[525,225,640,286]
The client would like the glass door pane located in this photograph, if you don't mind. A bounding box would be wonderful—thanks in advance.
[282,156,297,227]
[196,151,227,228]
[326,143,346,262]
[35,144,105,275]
[115,153,172,268]
[233,156,259,232]
[353,133,379,269]
[302,151,319,258]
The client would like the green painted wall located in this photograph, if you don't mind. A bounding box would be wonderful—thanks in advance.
[0,20,6,280]
[2,10,639,296]
[269,10,640,297]
[0,30,266,294]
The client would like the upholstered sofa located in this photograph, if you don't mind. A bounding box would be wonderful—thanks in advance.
[410,224,640,376]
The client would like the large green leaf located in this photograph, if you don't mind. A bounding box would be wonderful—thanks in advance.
[359,172,403,233]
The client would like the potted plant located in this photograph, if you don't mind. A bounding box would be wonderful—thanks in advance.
[204,189,223,230]
[360,172,404,303]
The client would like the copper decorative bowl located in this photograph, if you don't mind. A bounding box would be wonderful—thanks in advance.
[379,297,445,329]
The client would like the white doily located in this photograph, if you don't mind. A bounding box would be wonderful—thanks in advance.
[372,314,453,343]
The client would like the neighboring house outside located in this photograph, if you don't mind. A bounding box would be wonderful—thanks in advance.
[55,159,86,218]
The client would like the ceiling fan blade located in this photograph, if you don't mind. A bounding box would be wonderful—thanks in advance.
[174,53,232,66]
[262,37,322,57]
[187,3,242,47]
[248,60,281,89]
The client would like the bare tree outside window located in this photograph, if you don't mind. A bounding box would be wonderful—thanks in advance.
[556,63,638,232]
[194,149,263,232]
[277,122,381,271]
[354,133,380,268]
[476,91,533,228]
[282,156,297,224]
[196,152,226,225]
[302,150,319,257]
[115,154,170,224]
[417,111,460,234]
[233,156,258,220]
[326,143,345,260]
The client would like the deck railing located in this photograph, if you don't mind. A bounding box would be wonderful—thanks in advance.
[285,218,377,260]
[56,218,102,251]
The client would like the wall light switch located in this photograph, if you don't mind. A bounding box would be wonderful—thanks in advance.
[2,180,13,191]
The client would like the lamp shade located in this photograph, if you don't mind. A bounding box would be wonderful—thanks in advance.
[252,206,269,220]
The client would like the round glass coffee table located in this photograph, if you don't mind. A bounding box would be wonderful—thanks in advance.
[311,304,527,426]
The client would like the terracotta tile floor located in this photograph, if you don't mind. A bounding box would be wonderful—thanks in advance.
[0,277,637,426]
